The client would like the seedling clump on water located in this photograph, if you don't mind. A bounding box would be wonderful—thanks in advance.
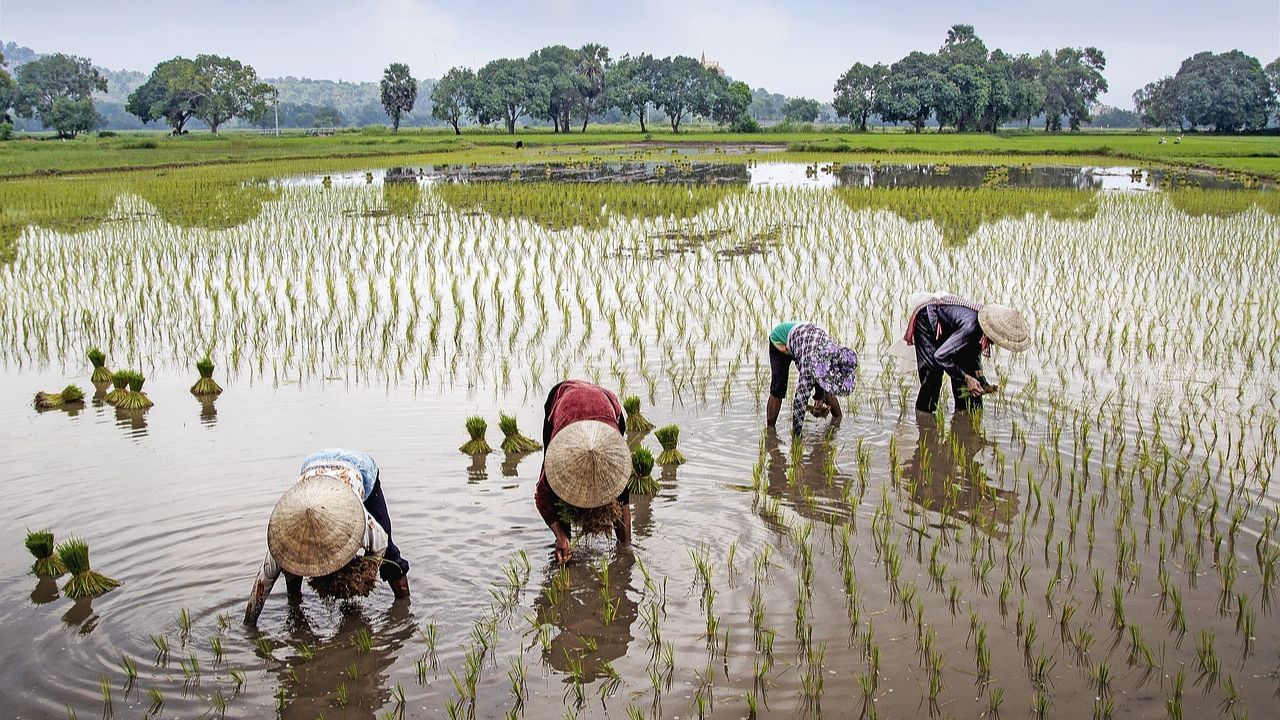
[34,385,85,409]
[654,424,686,465]
[115,371,154,410]
[629,446,659,495]
[104,371,130,405]
[460,415,493,454]
[25,529,66,578]
[190,357,222,397]
[623,395,655,434]
[498,412,541,453]
[87,347,112,384]
[56,537,122,598]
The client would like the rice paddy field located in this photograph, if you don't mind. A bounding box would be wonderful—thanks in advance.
[0,156,1278,719]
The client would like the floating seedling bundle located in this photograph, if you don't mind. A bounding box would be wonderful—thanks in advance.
[460,415,493,454]
[34,385,85,409]
[87,347,112,383]
[190,357,222,397]
[116,371,154,410]
[498,412,541,453]
[56,538,121,599]
[623,395,655,434]
[308,551,385,599]
[654,425,686,465]
[629,447,659,495]
[25,529,66,578]
[553,498,623,536]
[104,371,130,405]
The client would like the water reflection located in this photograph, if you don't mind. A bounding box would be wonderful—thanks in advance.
[761,428,855,526]
[114,407,149,436]
[61,597,98,635]
[466,454,488,483]
[900,413,1017,534]
[30,577,59,606]
[532,553,638,683]
[133,176,279,231]
[501,451,534,477]
[198,396,218,426]
[437,161,749,186]
[270,602,416,719]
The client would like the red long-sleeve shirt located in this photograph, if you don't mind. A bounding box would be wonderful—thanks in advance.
[533,380,628,527]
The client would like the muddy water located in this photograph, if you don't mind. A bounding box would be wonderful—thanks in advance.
[0,168,1278,719]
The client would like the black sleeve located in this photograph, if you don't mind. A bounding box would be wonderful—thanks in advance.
[364,475,408,580]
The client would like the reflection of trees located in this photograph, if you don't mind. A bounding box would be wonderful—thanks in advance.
[435,181,743,231]
[761,428,855,527]
[899,414,1017,534]
[836,186,1098,246]
[0,180,121,263]
[532,553,638,683]
[1165,189,1280,218]
[270,602,416,719]
[381,173,423,218]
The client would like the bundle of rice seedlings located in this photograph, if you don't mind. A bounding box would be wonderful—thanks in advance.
[654,425,686,465]
[459,415,493,454]
[498,412,541,453]
[25,529,66,578]
[554,499,623,536]
[104,371,130,405]
[628,447,660,495]
[56,538,122,599]
[34,385,86,409]
[623,395,655,434]
[190,357,222,397]
[116,371,154,410]
[87,348,112,383]
[309,552,384,599]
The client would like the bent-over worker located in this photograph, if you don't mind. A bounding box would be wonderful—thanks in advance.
[905,293,1030,413]
[766,321,859,436]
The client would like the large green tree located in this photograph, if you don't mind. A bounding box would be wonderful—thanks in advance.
[832,62,886,131]
[1268,58,1280,124]
[528,45,579,132]
[1135,51,1273,132]
[380,62,417,132]
[698,77,751,126]
[603,54,657,131]
[125,57,202,133]
[431,67,475,135]
[1133,78,1179,129]
[653,55,711,132]
[576,43,610,131]
[874,52,949,133]
[1040,47,1107,131]
[13,53,107,137]
[192,54,274,133]
[474,57,535,133]
[0,49,14,124]
[781,97,820,122]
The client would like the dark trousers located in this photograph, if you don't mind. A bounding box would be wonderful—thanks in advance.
[768,343,825,402]
[364,476,409,581]
[913,313,981,414]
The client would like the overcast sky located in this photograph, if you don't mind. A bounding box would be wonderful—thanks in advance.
[3,0,1277,107]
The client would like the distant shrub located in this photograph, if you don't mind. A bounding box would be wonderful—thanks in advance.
[360,125,390,136]
[731,115,761,133]
[121,140,159,150]
[0,122,12,141]
[97,130,117,138]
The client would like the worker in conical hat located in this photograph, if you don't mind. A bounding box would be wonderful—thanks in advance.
[904,292,1030,414]
[534,380,632,564]
[766,321,859,436]
[244,449,410,626]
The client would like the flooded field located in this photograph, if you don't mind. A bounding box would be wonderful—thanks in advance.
[1,162,1278,719]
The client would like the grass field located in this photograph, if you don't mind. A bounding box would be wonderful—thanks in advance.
[0,125,1276,179]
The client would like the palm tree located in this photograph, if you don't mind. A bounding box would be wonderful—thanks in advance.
[576,44,610,132]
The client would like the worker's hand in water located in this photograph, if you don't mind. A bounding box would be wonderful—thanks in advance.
[555,537,573,564]
[808,402,830,418]
[964,375,985,397]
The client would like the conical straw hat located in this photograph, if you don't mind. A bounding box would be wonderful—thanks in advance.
[545,420,631,508]
[267,474,366,577]
[978,304,1031,352]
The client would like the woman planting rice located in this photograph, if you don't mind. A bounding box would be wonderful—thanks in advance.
[904,292,1030,413]
[534,380,632,565]
[244,449,410,626]
[765,321,859,436]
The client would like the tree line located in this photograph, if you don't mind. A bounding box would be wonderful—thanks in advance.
[1134,51,1279,132]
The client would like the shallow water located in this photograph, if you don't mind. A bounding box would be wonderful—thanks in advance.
[1,167,1277,718]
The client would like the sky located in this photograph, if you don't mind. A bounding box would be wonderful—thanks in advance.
[2,0,1277,108]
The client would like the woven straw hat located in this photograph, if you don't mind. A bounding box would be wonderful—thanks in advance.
[267,474,366,577]
[545,420,631,508]
[978,304,1031,352]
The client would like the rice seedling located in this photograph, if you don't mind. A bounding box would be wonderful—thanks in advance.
[103,371,130,406]
[189,356,222,396]
[144,687,163,717]
[115,370,153,410]
[87,347,112,383]
[629,446,659,495]
[498,411,541,453]
[55,537,121,598]
[623,395,656,434]
[25,529,66,577]
[459,415,493,454]
[34,384,86,409]
[653,424,685,465]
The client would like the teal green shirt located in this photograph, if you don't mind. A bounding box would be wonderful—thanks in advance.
[770,321,802,346]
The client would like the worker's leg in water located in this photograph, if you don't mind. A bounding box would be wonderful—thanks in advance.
[766,343,792,426]
[364,474,411,598]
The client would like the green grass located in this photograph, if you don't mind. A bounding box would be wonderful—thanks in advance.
[1,125,1276,179]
